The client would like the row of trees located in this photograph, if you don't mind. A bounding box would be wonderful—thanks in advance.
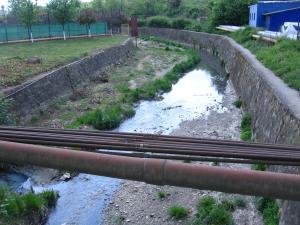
[8,0,108,40]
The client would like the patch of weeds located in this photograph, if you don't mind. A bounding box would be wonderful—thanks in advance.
[183,159,192,163]
[41,190,58,207]
[189,195,234,225]
[255,197,280,225]
[251,164,266,171]
[234,197,247,208]
[168,205,188,219]
[240,113,252,141]
[157,191,166,199]
[0,188,57,224]
[233,99,242,108]
[230,28,300,94]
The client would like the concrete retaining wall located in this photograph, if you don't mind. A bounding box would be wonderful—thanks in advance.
[5,39,134,122]
[139,27,300,225]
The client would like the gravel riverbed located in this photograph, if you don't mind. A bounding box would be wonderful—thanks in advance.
[101,82,264,225]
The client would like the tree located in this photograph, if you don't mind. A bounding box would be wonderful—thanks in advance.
[47,0,80,40]
[167,0,182,9]
[77,8,97,37]
[210,0,258,26]
[9,0,38,41]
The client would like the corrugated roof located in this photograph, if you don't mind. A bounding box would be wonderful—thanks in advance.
[263,6,300,15]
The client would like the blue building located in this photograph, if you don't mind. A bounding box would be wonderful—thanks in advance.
[249,1,300,31]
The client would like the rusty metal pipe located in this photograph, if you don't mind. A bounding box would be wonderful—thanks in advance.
[1,140,300,200]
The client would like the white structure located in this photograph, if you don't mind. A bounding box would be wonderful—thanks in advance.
[281,22,300,40]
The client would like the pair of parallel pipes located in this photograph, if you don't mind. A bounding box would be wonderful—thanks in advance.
[0,140,300,201]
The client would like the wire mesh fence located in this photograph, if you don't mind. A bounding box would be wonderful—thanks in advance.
[0,21,108,42]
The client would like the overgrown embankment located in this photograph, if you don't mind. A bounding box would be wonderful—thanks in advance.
[229,28,300,92]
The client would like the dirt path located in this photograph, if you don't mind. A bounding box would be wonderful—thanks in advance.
[101,82,264,225]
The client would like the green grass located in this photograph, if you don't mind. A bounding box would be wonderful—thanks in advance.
[230,27,300,93]
[251,164,266,171]
[240,113,252,141]
[157,191,167,199]
[233,197,247,208]
[255,197,280,225]
[0,187,58,224]
[233,99,242,108]
[0,36,127,87]
[189,196,234,225]
[72,45,200,130]
[168,205,189,219]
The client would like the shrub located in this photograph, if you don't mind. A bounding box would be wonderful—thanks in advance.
[171,18,192,30]
[42,191,57,207]
[23,193,44,214]
[147,16,172,28]
[233,99,242,108]
[168,205,188,219]
[191,196,234,225]
[251,164,266,171]
[234,197,247,208]
[255,197,280,225]
[240,113,252,141]
[186,21,202,32]
[137,18,147,27]
[157,191,166,199]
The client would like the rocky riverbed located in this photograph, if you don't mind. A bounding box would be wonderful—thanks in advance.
[102,66,264,225]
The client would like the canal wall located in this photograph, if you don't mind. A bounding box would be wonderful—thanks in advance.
[5,39,134,123]
[139,27,300,225]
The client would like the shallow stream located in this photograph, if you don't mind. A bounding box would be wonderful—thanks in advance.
[0,51,230,225]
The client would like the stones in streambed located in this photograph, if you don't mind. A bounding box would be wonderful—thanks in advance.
[60,172,71,181]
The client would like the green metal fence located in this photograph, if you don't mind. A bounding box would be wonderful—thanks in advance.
[0,21,108,42]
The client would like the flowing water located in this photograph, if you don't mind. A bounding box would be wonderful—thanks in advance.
[1,53,230,225]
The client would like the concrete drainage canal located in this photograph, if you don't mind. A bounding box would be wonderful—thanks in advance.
[1,44,259,224]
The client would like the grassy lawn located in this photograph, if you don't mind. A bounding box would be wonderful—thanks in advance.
[0,36,128,88]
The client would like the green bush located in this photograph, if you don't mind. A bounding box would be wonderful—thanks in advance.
[168,205,188,219]
[171,18,192,30]
[240,113,252,141]
[234,197,247,208]
[255,197,280,225]
[251,164,266,171]
[233,99,242,108]
[137,18,147,27]
[42,190,57,207]
[157,191,166,199]
[191,196,234,225]
[0,188,57,223]
[23,193,44,214]
[147,16,172,28]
